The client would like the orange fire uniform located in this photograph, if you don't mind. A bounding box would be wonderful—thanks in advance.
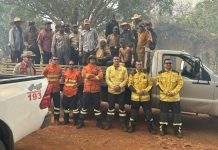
[63,68,81,97]
[82,64,103,93]
[43,64,62,93]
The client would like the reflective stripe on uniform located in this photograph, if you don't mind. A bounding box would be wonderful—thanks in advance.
[130,117,134,121]
[54,112,60,115]
[173,123,182,126]
[80,108,88,114]
[159,121,168,125]
[54,107,60,111]
[119,109,126,117]
[107,109,115,116]
[73,109,79,114]
[64,109,70,113]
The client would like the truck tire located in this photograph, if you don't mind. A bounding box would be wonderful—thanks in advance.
[0,140,6,150]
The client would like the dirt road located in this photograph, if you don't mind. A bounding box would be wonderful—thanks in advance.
[15,108,218,150]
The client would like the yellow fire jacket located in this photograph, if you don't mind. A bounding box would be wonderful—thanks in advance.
[156,69,183,102]
[106,65,128,94]
[128,70,152,101]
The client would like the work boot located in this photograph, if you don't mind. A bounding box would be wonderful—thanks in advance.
[160,124,167,136]
[104,121,112,130]
[76,119,84,129]
[73,114,79,126]
[54,119,60,125]
[96,119,104,129]
[173,125,183,138]
[127,121,135,133]
[147,121,156,134]
[104,115,113,130]
[64,113,69,125]
[120,118,128,132]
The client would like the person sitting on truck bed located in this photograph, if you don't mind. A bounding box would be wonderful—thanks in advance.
[104,56,128,131]
[13,51,36,76]
[96,39,112,66]
[156,58,184,138]
[76,55,104,129]
[62,60,82,125]
[43,56,62,125]
[127,60,155,134]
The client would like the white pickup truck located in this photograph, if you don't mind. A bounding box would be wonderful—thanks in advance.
[0,74,51,150]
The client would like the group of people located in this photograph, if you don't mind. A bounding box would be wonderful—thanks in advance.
[11,15,184,139]
[9,14,156,69]
[41,55,183,139]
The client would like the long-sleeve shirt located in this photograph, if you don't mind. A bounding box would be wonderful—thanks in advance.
[156,69,183,102]
[106,65,128,94]
[79,29,99,53]
[51,32,71,56]
[9,26,24,51]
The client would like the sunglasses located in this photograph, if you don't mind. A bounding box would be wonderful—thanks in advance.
[53,59,58,60]
[69,64,74,65]
[165,62,172,64]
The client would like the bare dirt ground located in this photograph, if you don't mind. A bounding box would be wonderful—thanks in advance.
[15,104,218,150]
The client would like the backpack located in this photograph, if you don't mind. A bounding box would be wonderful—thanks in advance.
[149,29,157,50]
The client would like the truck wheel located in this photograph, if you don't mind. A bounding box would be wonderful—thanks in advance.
[0,140,6,150]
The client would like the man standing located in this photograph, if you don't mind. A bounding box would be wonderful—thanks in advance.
[136,22,152,67]
[62,60,81,125]
[105,56,128,131]
[76,55,104,129]
[43,56,62,125]
[51,24,71,65]
[79,19,99,65]
[127,60,155,133]
[120,22,135,49]
[13,51,36,76]
[131,14,143,32]
[156,58,183,138]
[69,24,80,65]
[107,26,120,57]
[37,21,53,64]
[9,17,24,63]
[24,21,40,64]
[105,14,120,38]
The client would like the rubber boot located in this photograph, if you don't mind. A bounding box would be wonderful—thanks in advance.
[54,114,60,125]
[147,121,156,134]
[64,113,69,125]
[127,121,135,133]
[76,119,84,129]
[173,125,183,138]
[96,119,104,129]
[104,115,113,130]
[73,114,79,126]
[120,117,128,132]
[160,124,167,136]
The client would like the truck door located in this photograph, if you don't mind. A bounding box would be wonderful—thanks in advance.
[162,54,214,114]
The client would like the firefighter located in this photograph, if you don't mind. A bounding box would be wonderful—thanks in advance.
[43,56,62,125]
[127,60,155,134]
[13,51,36,76]
[62,60,81,125]
[76,55,104,129]
[105,56,128,131]
[156,58,183,138]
